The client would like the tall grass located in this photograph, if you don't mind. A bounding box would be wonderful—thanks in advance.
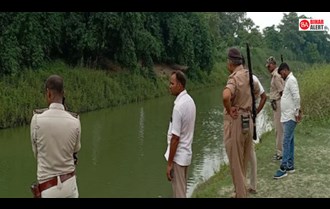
[0,62,168,129]
[0,49,313,130]
[297,64,330,123]
[0,61,228,129]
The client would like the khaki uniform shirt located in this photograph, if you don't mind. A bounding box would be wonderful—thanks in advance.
[30,103,81,182]
[270,67,284,100]
[225,65,260,114]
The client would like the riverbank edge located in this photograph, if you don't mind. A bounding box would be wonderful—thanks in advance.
[0,61,229,129]
[1,55,312,130]
[191,65,330,198]
[191,118,330,198]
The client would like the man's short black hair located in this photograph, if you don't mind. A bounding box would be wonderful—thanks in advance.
[172,70,186,88]
[45,75,64,94]
[278,62,290,74]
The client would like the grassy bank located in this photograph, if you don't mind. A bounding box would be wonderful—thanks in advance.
[192,121,330,198]
[0,55,311,130]
[192,65,330,198]
[0,61,227,129]
[191,65,330,198]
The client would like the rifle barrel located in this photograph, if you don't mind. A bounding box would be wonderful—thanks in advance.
[246,43,257,140]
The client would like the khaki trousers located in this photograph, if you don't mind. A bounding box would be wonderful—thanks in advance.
[248,143,257,191]
[171,162,188,198]
[224,114,252,198]
[274,100,283,156]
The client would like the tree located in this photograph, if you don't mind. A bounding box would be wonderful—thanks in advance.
[263,25,283,50]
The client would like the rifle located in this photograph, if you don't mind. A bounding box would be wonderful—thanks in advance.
[62,96,66,110]
[246,43,257,140]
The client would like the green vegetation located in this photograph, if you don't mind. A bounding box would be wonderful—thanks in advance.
[0,61,226,129]
[0,52,310,129]
[0,12,215,76]
[0,49,311,129]
[0,12,329,197]
[192,121,330,198]
[0,12,327,129]
[1,12,328,76]
[191,65,330,198]
[297,65,330,122]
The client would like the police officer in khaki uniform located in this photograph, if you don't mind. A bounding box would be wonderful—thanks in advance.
[223,47,259,198]
[242,55,267,194]
[266,56,284,160]
[30,75,81,198]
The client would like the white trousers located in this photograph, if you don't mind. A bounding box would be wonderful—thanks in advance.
[41,176,79,198]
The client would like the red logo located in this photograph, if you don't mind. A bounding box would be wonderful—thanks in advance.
[299,19,310,30]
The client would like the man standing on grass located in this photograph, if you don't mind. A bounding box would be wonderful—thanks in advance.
[273,63,302,179]
[242,55,267,194]
[164,70,196,198]
[266,56,284,161]
[222,47,260,198]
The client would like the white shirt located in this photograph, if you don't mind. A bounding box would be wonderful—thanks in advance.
[253,75,265,142]
[30,103,81,182]
[164,90,196,166]
[253,74,265,95]
[280,72,301,122]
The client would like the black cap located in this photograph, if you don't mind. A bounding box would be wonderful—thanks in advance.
[227,47,242,61]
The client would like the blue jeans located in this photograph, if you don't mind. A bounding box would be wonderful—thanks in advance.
[280,120,296,170]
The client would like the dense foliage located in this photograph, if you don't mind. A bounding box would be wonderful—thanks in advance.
[1,12,329,76]
[1,12,329,129]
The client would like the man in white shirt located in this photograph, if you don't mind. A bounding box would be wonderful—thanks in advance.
[273,63,302,179]
[164,70,196,198]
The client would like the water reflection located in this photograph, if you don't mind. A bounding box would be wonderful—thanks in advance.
[0,87,273,197]
[91,122,102,166]
[187,106,225,197]
[186,104,272,197]
[138,106,145,159]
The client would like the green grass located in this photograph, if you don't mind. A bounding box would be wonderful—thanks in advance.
[0,61,228,129]
[0,45,313,130]
[297,64,330,120]
[0,57,315,130]
[192,121,330,198]
[191,65,330,198]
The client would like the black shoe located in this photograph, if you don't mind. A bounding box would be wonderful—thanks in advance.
[248,188,258,194]
[287,166,295,173]
[273,154,282,161]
